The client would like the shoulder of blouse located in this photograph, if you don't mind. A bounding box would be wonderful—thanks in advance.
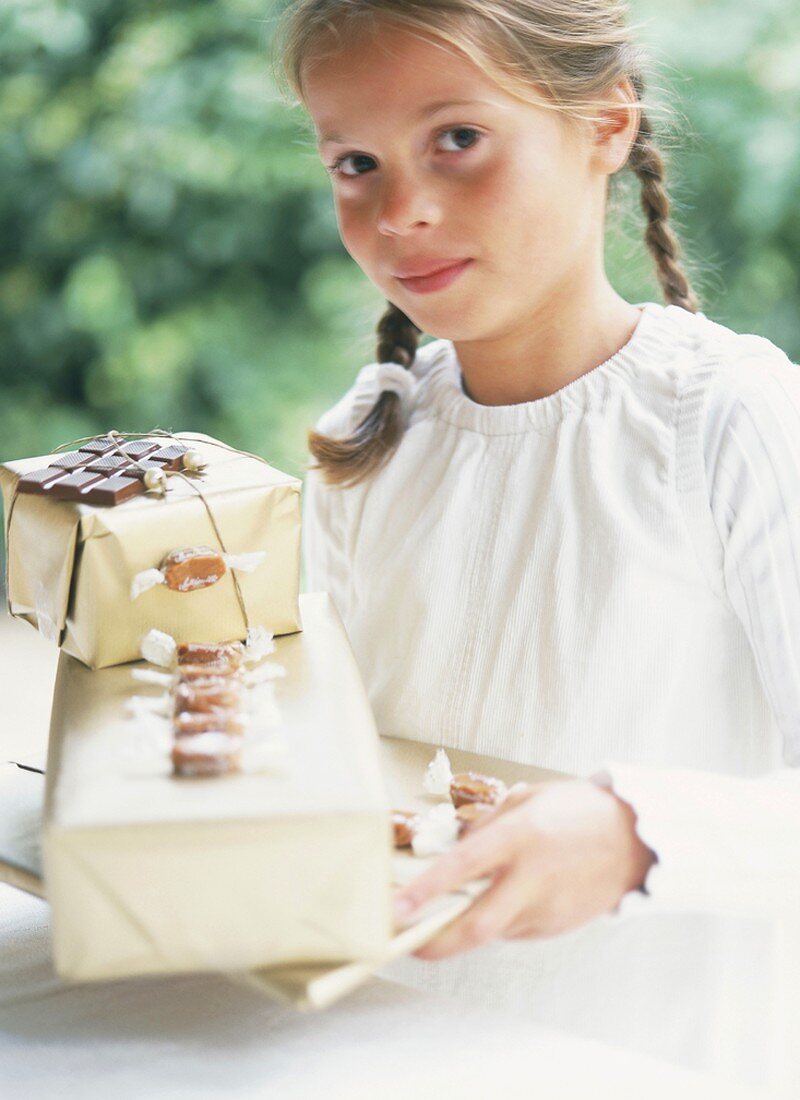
[685,312,799,472]
[699,323,800,532]
[666,308,798,604]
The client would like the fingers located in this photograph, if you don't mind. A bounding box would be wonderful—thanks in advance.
[393,814,518,924]
[413,866,525,960]
[455,782,540,839]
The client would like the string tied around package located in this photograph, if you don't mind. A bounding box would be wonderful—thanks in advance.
[4,428,278,636]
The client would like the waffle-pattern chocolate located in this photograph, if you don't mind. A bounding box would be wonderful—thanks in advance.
[16,438,189,505]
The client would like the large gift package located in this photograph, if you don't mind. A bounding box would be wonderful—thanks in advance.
[0,431,302,669]
[43,590,393,981]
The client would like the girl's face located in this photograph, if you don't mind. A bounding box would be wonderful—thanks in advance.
[302,24,613,343]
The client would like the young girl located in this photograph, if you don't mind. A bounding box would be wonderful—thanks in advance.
[274,1,800,1090]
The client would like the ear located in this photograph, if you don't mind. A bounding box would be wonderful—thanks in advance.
[590,78,641,176]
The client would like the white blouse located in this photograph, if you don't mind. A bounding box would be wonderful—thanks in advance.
[301,301,800,1093]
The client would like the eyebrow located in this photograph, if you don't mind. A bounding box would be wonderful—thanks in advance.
[317,98,498,147]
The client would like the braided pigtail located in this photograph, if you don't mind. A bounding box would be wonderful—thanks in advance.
[307,302,422,488]
[627,73,700,314]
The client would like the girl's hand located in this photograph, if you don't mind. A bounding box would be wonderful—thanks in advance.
[393,779,657,960]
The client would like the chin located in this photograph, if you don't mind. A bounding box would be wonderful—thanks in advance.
[411,313,488,344]
[393,299,484,343]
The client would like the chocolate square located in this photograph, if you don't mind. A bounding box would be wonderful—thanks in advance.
[84,454,132,473]
[50,452,88,470]
[149,444,188,468]
[122,441,160,459]
[17,467,70,493]
[79,438,117,456]
[80,474,142,505]
[50,470,107,498]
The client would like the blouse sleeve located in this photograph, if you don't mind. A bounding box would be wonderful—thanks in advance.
[588,347,800,921]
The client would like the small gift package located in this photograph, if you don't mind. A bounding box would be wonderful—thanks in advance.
[0,431,302,669]
[42,591,393,981]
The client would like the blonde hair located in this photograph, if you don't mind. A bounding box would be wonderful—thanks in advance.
[273,0,701,488]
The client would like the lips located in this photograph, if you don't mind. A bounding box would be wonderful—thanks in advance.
[393,258,471,279]
[394,258,474,295]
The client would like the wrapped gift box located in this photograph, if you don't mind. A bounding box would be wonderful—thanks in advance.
[41,591,393,981]
[0,432,302,669]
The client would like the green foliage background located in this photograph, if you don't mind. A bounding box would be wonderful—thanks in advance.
[0,0,798,488]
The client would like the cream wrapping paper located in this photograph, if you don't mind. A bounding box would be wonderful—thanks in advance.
[0,432,302,669]
[42,591,393,981]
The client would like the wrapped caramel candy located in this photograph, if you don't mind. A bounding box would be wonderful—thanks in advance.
[455,802,495,837]
[391,809,421,849]
[161,547,227,592]
[177,641,244,668]
[177,662,243,682]
[171,733,243,778]
[173,679,242,715]
[131,546,266,599]
[141,629,272,671]
[173,709,246,738]
[450,771,507,808]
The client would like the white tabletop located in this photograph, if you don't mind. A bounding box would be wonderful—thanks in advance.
[0,883,771,1100]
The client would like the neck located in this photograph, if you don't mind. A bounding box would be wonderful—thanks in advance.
[453,282,644,407]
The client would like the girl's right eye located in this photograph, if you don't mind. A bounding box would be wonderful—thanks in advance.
[325,153,375,178]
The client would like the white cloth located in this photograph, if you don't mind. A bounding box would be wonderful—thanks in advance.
[3,885,762,1100]
[301,301,800,1094]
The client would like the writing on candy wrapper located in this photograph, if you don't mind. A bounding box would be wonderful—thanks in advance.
[130,547,267,600]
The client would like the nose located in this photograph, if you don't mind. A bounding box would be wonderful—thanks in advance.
[376,171,442,236]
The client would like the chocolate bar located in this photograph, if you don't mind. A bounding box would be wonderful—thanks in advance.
[16,437,188,506]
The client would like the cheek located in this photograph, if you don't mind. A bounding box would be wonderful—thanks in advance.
[334,196,372,262]
[464,155,559,242]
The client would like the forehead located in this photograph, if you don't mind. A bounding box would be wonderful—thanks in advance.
[301,23,529,143]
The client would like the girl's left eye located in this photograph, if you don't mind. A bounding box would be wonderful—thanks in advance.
[436,126,482,153]
[326,126,482,177]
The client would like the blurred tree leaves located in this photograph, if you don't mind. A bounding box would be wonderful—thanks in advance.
[0,0,798,492]
[626,0,800,349]
[0,0,384,480]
